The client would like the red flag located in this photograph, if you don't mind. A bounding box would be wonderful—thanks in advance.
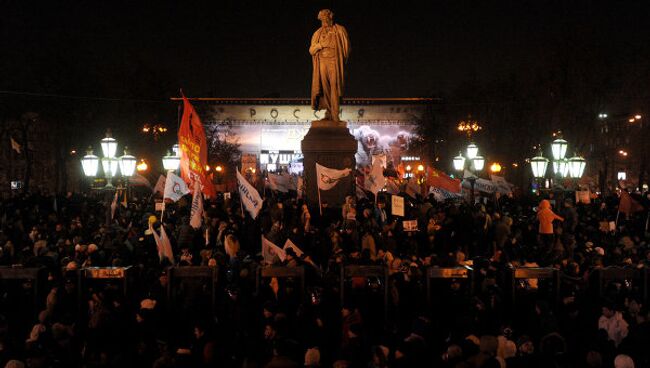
[619,191,644,216]
[426,167,461,193]
[178,95,215,197]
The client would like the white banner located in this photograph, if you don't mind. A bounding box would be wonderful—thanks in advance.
[237,171,263,219]
[490,174,513,195]
[429,186,463,202]
[316,163,351,191]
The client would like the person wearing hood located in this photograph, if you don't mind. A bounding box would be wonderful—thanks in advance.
[537,199,564,252]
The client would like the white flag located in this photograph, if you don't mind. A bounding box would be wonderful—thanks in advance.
[163,172,190,202]
[237,171,263,219]
[283,238,304,258]
[159,224,175,264]
[385,178,400,195]
[150,223,164,261]
[267,173,291,193]
[153,175,166,195]
[150,223,173,264]
[130,173,152,189]
[10,137,21,154]
[316,163,351,191]
[190,180,203,229]
[262,236,286,264]
[110,191,118,220]
[365,157,386,194]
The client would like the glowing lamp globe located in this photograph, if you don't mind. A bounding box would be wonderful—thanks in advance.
[119,148,137,177]
[466,143,479,160]
[101,157,119,177]
[530,156,549,178]
[453,153,466,172]
[81,148,99,177]
[162,151,180,171]
[472,155,485,171]
[100,133,118,159]
[568,155,586,179]
[551,138,568,161]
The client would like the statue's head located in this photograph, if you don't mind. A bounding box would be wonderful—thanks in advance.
[317,9,334,25]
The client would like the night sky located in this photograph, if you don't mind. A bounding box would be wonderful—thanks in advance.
[3,1,649,98]
[2,1,650,162]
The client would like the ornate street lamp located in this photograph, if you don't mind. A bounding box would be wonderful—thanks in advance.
[119,147,137,177]
[472,155,485,172]
[466,143,479,160]
[530,155,549,179]
[162,150,181,172]
[453,152,466,172]
[568,154,586,179]
[551,138,568,161]
[552,158,569,178]
[81,147,99,177]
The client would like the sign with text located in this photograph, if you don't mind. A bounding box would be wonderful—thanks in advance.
[391,195,405,217]
[403,219,418,232]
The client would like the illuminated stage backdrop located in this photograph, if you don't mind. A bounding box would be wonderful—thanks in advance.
[193,98,437,170]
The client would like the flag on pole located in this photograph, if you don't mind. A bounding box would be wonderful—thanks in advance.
[190,180,203,229]
[237,171,263,219]
[365,156,386,194]
[405,180,421,199]
[159,224,175,264]
[10,137,21,154]
[619,191,644,217]
[385,178,400,194]
[267,173,291,193]
[130,173,152,189]
[110,191,118,220]
[262,236,286,264]
[178,94,216,197]
[427,167,461,193]
[163,172,190,202]
[283,239,304,257]
[150,223,164,261]
[153,175,166,195]
[316,163,351,191]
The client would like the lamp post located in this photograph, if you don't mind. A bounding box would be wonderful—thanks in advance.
[453,143,485,205]
[81,130,137,225]
[529,135,586,193]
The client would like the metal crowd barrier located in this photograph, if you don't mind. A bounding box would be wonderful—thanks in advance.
[0,266,47,316]
[508,267,560,306]
[341,265,389,322]
[594,267,648,302]
[426,266,473,307]
[80,266,134,304]
[256,266,306,298]
[167,266,218,313]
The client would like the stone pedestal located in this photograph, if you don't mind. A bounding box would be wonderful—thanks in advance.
[301,120,357,208]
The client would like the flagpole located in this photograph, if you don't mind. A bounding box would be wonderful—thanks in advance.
[318,186,323,216]
[615,210,620,230]
[645,211,649,233]
[238,167,245,218]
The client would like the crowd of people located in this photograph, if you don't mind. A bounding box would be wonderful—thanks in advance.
[0,185,649,367]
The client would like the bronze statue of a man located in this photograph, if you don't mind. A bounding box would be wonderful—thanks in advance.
[309,9,350,122]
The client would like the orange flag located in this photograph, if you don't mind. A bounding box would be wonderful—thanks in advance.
[619,191,644,216]
[178,94,215,197]
[426,167,461,193]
